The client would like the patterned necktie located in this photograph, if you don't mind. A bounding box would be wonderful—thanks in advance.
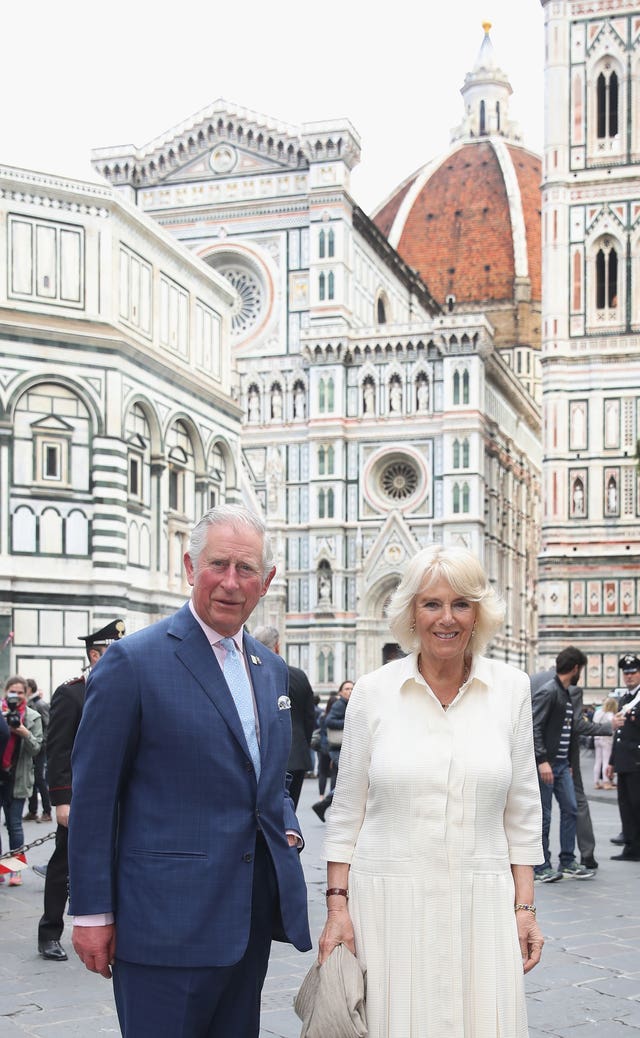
[220,637,261,779]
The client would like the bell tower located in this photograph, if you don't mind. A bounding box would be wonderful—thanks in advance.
[538,1,640,693]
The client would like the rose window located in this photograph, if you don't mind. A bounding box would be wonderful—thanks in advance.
[220,267,263,337]
[380,460,419,501]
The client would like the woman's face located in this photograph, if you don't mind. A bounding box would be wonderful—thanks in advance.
[413,576,477,665]
[339,681,354,699]
[5,682,27,704]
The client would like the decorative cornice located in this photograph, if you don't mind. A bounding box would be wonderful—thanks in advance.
[0,165,112,199]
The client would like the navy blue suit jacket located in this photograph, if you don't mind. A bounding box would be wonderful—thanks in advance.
[68,602,311,967]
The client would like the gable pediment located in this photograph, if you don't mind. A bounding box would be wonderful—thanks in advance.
[92,99,309,189]
[31,415,74,433]
[362,511,422,589]
[162,142,302,184]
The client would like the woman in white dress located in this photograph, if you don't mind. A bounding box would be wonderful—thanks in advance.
[318,545,544,1038]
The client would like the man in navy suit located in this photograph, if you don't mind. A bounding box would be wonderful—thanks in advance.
[68,505,311,1037]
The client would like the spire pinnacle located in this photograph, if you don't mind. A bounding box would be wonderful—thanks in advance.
[450,22,522,145]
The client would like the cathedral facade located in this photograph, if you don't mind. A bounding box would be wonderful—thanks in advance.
[538,1,640,690]
[93,33,542,689]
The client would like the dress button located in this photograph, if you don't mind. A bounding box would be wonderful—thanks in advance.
[243,852,253,862]
[245,761,253,771]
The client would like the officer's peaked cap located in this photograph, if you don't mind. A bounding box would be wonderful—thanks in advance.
[619,653,640,672]
[79,619,125,648]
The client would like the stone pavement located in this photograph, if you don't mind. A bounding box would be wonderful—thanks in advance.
[1,759,639,1037]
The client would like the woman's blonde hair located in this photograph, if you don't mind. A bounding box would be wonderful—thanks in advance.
[387,544,505,656]
[601,696,619,714]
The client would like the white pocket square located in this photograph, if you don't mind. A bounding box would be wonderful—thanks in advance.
[277,695,291,710]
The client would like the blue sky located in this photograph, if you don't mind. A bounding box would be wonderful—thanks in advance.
[2,0,544,213]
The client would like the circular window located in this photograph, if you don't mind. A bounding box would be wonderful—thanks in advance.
[380,460,419,501]
[210,144,237,174]
[217,265,264,338]
[363,448,427,514]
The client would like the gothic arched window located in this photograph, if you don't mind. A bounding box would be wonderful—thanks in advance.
[319,272,325,301]
[596,243,618,309]
[453,439,460,469]
[319,230,325,259]
[328,272,335,300]
[597,70,619,139]
[328,229,335,258]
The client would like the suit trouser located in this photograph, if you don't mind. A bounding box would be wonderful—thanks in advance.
[570,752,596,860]
[617,771,640,856]
[112,831,279,1038]
[38,824,69,943]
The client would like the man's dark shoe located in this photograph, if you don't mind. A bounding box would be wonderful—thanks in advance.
[312,801,327,822]
[610,833,625,845]
[38,940,68,961]
[32,863,48,879]
[581,857,598,869]
[611,852,640,862]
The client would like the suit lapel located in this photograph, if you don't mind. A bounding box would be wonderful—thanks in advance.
[171,609,253,765]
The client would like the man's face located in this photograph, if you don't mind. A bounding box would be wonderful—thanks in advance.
[622,668,640,690]
[184,522,275,637]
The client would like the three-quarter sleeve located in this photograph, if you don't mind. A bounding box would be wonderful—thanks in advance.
[323,680,372,864]
[505,677,544,865]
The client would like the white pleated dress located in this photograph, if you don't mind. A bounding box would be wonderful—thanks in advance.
[324,653,543,1038]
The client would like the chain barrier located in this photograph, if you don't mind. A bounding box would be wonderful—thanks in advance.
[0,830,56,861]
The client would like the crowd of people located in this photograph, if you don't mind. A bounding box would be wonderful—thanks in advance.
[1,504,639,1038]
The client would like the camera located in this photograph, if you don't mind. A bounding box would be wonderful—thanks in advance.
[4,692,22,729]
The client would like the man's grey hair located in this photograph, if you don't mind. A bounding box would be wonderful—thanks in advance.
[252,625,280,651]
[188,505,274,576]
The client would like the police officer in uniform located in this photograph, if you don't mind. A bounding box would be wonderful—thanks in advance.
[608,653,640,863]
[37,620,125,961]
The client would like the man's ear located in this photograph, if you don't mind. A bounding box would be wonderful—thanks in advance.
[184,552,195,586]
[260,566,276,597]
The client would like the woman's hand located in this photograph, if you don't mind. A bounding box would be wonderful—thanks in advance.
[516,910,544,973]
[317,905,355,965]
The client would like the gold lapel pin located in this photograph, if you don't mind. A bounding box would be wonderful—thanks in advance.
[250,654,262,665]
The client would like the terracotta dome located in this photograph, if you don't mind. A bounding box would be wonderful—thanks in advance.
[374,140,541,310]
[373,26,541,316]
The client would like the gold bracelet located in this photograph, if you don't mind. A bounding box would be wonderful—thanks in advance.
[514,903,536,915]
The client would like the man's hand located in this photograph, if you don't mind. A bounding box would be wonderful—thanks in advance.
[55,804,70,828]
[72,924,116,979]
[612,712,626,730]
[538,762,553,786]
